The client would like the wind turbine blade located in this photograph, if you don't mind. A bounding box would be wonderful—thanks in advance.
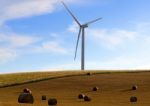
[61,1,81,26]
[84,17,102,25]
[74,28,81,60]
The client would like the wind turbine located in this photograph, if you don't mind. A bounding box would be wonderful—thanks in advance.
[62,1,102,70]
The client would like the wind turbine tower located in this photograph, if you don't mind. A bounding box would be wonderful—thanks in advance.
[62,2,102,70]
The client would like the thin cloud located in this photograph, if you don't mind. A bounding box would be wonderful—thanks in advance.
[67,21,78,33]
[88,28,137,47]
[0,31,39,64]
[0,0,57,24]
[0,33,38,48]
[86,23,150,69]
[86,53,150,70]
[0,22,70,64]
[0,32,69,64]
[0,0,81,25]
[39,41,68,54]
[0,48,17,64]
[45,62,80,71]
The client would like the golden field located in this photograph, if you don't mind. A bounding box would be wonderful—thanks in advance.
[0,71,150,106]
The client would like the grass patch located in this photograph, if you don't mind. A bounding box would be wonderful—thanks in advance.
[0,71,87,88]
[0,70,149,88]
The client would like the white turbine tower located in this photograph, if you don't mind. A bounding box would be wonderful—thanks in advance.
[62,1,102,70]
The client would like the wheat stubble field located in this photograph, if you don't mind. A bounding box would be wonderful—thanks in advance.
[0,71,150,106]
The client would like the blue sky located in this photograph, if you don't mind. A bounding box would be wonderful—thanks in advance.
[0,0,150,73]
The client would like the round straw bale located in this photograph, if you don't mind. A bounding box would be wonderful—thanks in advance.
[93,86,99,91]
[48,98,57,105]
[23,88,32,94]
[130,96,137,102]
[18,93,34,104]
[78,94,85,99]
[87,72,91,76]
[42,95,46,100]
[132,85,138,90]
[84,96,91,102]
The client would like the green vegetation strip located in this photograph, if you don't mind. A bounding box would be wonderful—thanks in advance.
[0,70,149,88]
[0,71,88,88]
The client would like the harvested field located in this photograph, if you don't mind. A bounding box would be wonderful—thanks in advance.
[0,71,150,106]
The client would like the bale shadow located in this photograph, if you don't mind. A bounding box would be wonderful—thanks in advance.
[81,90,92,93]
[120,89,132,92]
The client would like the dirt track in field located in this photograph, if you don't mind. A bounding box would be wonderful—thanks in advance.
[0,72,150,106]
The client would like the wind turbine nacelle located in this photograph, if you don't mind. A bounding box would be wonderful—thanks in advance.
[82,24,88,28]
